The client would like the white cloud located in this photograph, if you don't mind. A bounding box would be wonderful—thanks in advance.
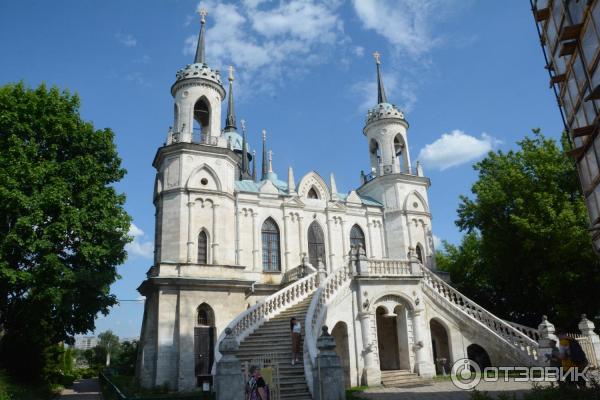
[417,130,501,171]
[115,33,137,47]
[354,46,365,57]
[126,223,153,259]
[184,0,346,94]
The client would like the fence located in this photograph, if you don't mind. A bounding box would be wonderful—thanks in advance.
[566,333,599,368]
[242,352,281,400]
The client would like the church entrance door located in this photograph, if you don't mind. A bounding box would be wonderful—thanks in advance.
[195,303,215,387]
[308,221,326,268]
[376,306,401,370]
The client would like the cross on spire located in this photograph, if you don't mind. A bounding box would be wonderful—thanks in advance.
[194,8,208,64]
[373,51,381,65]
[268,150,273,173]
[373,50,388,104]
[228,65,235,81]
[198,8,207,24]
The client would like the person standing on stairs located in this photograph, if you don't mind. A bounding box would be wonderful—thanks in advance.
[290,317,301,365]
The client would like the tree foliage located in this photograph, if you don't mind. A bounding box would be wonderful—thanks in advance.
[438,130,600,329]
[0,82,131,381]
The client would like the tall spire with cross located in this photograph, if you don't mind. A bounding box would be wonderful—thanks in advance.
[240,119,249,177]
[252,150,257,181]
[194,8,208,64]
[261,129,268,180]
[224,66,237,132]
[373,51,388,104]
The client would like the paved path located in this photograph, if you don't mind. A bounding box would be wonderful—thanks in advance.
[58,378,102,400]
[356,379,546,400]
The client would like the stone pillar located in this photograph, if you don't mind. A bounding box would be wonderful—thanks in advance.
[366,217,374,258]
[214,328,244,400]
[283,213,290,271]
[355,284,380,386]
[408,248,422,275]
[578,314,600,364]
[326,214,335,271]
[355,244,369,276]
[211,203,219,264]
[537,315,558,366]
[340,219,347,263]
[313,326,346,400]
[317,258,327,285]
[410,308,435,378]
[298,215,305,258]
[186,197,194,263]
[252,212,258,270]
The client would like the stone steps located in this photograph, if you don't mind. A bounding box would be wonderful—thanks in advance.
[236,297,313,400]
[380,369,431,387]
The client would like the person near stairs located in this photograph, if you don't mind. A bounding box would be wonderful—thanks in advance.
[246,365,268,400]
[290,317,301,365]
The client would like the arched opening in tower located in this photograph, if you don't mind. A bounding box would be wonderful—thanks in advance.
[193,97,210,142]
[430,319,451,375]
[369,139,381,175]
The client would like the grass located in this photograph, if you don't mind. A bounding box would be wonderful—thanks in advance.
[0,371,62,400]
[346,386,368,400]
[101,374,215,399]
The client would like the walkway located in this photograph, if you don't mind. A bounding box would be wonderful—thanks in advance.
[356,379,547,400]
[58,378,103,400]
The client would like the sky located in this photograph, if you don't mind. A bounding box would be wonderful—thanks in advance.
[0,0,564,338]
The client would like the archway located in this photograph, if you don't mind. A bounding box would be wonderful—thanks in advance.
[331,322,351,388]
[369,139,381,173]
[193,97,210,142]
[195,303,216,387]
[394,134,409,172]
[467,343,491,370]
[376,306,400,370]
[350,225,366,255]
[416,243,424,264]
[308,221,326,268]
[430,319,451,375]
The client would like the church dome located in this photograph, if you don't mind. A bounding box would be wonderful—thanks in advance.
[365,102,406,125]
[175,63,222,86]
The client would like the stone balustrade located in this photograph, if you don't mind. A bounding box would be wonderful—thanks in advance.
[421,265,539,363]
[367,259,411,276]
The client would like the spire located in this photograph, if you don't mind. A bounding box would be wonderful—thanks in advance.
[330,172,339,200]
[373,51,388,104]
[252,150,257,181]
[288,166,296,194]
[224,66,237,132]
[240,119,249,176]
[261,129,268,180]
[268,150,273,173]
[194,8,208,64]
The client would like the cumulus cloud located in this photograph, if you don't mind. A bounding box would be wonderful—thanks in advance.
[184,0,346,94]
[115,33,137,47]
[126,223,153,259]
[417,130,501,171]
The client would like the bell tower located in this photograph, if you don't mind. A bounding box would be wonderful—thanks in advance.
[168,8,225,144]
[358,53,436,266]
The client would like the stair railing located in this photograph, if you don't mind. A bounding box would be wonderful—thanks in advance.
[304,263,352,396]
[420,265,539,362]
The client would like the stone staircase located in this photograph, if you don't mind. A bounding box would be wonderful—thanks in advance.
[380,370,431,387]
[236,297,313,400]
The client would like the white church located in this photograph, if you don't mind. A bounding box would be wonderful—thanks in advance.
[135,11,545,397]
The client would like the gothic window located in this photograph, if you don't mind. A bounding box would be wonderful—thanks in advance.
[308,221,326,267]
[198,230,208,264]
[193,97,210,141]
[350,224,366,253]
[261,218,281,272]
[416,243,424,264]
[308,187,319,199]
[196,303,215,326]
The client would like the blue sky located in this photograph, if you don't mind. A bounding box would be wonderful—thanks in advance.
[0,1,563,338]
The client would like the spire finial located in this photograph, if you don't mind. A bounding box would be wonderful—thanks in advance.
[240,119,249,177]
[261,129,268,180]
[373,50,388,104]
[224,65,237,132]
[268,150,273,173]
[252,150,257,181]
[194,9,208,64]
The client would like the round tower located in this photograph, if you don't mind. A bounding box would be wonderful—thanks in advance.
[169,9,226,144]
[363,52,411,177]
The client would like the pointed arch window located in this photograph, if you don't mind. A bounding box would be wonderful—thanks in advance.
[198,230,208,264]
[307,187,319,199]
[261,218,281,272]
[308,221,326,267]
[350,224,366,253]
[416,243,424,264]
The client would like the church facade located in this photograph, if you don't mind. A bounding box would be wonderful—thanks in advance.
[136,12,544,395]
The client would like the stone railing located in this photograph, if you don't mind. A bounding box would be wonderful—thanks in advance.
[507,321,541,341]
[304,264,352,396]
[367,259,411,275]
[421,265,539,363]
[281,262,317,286]
[214,270,319,365]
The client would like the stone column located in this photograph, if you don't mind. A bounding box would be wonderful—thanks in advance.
[355,273,380,386]
[186,197,194,263]
[214,328,244,400]
[211,203,219,264]
[410,308,435,378]
[317,258,327,285]
[313,326,346,400]
[326,214,335,271]
[537,315,558,366]
[578,314,600,365]
[340,219,348,263]
[355,245,369,276]
[298,215,305,258]
[252,212,259,271]
[366,217,374,258]
[283,213,290,271]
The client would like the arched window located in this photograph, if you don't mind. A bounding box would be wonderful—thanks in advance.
[193,97,210,142]
[196,303,215,326]
[195,303,215,383]
[261,218,281,272]
[198,230,208,264]
[307,187,319,199]
[416,243,424,264]
[350,224,366,253]
[369,139,381,173]
[308,221,326,267]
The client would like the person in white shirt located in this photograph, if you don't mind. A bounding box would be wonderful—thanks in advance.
[290,317,301,365]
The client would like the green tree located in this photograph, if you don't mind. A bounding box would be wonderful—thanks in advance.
[0,82,131,383]
[97,330,120,367]
[440,130,600,329]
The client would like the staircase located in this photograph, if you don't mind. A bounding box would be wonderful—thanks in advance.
[236,297,313,400]
[380,370,431,387]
